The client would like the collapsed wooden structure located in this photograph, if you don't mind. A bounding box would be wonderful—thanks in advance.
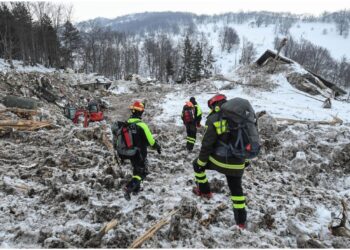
[256,49,347,96]
[0,108,54,131]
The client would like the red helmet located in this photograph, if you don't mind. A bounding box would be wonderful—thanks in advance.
[129,101,145,112]
[208,94,227,109]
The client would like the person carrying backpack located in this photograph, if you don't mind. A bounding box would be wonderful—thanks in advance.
[113,101,161,200]
[192,94,260,229]
[189,97,202,128]
[181,101,197,151]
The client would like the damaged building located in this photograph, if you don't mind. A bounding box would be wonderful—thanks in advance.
[256,49,347,97]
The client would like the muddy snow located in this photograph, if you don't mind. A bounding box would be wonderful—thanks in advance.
[0,66,350,248]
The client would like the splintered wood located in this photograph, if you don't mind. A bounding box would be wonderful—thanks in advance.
[129,209,179,248]
[199,203,228,228]
[84,219,118,247]
[0,120,53,131]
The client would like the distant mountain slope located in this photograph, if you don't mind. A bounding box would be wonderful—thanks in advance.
[77,12,195,34]
[77,11,350,71]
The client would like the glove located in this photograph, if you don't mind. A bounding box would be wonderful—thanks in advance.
[196,122,201,128]
[154,141,161,154]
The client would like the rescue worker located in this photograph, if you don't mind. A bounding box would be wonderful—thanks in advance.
[189,97,202,128]
[123,101,161,199]
[181,101,197,151]
[192,94,249,229]
[87,99,99,112]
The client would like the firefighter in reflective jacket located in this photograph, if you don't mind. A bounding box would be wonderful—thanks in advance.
[124,101,161,199]
[189,97,202,127]
[192,94,248,229]
[181,101,197,151]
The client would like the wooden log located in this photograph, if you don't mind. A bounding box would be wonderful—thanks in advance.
[275,115,343,126]
[270,37,288,74]
[129,209,178,248]
[0,120,53,131]
[84,219,118,247]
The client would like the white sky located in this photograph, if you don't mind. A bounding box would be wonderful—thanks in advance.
[18,0,350,22]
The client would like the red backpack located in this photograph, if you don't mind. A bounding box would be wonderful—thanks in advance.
[183,107,195,124]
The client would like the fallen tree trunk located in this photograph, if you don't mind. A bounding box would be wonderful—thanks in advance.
[129,209,178,248]
[275,115,343,126]
[0,120,53,131]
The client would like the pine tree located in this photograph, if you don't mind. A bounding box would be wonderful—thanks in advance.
[61,20,81,68]
[191,42,203,82]
[12,2,32,64]
[34,14,60,67]
[181,35,193,83]
[0,3,15,65]
[203,46,215,78]
[165,58,174,83]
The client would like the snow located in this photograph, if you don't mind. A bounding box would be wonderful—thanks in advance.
[159,72,350,126]
[290,22,350,61]
[1,15,350,248]
[0,59,55,73]
[196,21,350,76]
[1,66,350,248]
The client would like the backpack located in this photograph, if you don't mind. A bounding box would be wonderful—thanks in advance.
[112,121,140,159]
[183,106,195,124]
[216,98,260,159]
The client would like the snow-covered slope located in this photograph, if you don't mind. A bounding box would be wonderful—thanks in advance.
[159,67,350,127]
[196,21,350,75]
[0,59,55,73]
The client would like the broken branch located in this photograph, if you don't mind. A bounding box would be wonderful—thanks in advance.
[129,209,178,248]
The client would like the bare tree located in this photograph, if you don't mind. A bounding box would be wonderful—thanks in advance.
[240,38,257,65]
[335,10,350,38]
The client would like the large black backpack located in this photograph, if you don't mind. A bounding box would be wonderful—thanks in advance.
[216,98,260,159]
[112,121,140,159]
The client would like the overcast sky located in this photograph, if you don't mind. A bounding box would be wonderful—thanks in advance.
[45,0,350,22]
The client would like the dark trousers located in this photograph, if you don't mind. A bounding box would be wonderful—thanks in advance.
[226,175,247,225]
[125,153,147,193]
[193,162,247,225]
[185,123,197,151]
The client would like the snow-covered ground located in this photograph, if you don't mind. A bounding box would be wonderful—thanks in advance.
[159,71,350,127]
[0,65,350,248]
[0,59,55,73]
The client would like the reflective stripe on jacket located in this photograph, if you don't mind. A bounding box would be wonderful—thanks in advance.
[197,109,245,176]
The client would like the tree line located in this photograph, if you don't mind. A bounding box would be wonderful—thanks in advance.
[0,2,76,68]
[1,2,348,87]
